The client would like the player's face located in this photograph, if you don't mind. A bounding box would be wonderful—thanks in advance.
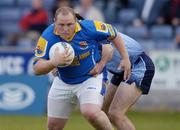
[55,13,76,39]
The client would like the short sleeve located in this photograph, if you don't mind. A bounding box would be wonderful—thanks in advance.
[34,36,49,59]
[93,21,117,41]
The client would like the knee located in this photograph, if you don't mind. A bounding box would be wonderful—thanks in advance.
[81,108,100,122]
[108,110,125,123]
[47,120,64,130]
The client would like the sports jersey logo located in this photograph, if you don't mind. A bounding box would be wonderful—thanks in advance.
[79,41,88,47]
[36,46,43,55]
[94,21,108,33]
[101,24,106,30]
[35,37,47,57]
[79,41,88,49]
[87,87,96,90]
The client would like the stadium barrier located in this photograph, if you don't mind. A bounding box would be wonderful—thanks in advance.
[0,50,49,115]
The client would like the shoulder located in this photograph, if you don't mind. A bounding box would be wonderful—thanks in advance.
[35,24,56,57]
[78,20,96,37]
[79,20,117,40]
[79,20,95,29]
[79,20,109,33]
[41,24,55,40]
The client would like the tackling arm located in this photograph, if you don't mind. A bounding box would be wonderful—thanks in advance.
[89,44,113,76]
[100,44,114,66]
[111,33,131,80]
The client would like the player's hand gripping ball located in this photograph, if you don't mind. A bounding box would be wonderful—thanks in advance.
[49,42,75,67]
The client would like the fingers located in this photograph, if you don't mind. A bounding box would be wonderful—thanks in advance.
[123,69,128,80]
[64,47,70,55]
[52,47,71,66]
[118,62,131,80]
[55,46,71,57]
[89,68,96,75]
[54,47,73,64]
[64,49,73,58]
[123,68,131,80]
[89,65,99,76]
[64,51,74,63]
[64,57,73,63]
[127,68,131,79]
[51,68,58,76]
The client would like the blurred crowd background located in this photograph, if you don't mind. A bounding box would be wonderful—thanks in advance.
[0,0,179,50]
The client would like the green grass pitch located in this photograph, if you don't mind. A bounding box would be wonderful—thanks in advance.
[0,111,180,130]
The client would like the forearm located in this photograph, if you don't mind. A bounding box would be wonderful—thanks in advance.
[33,59,56,75]
[111,33,129,59]
[111,33,131,80]
[100,44,113,66]
[89,44,113,76]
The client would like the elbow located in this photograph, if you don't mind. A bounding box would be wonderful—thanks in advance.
[33,58,50,75]
[102,44,114,60]
[34,71,42,76]
[108,46,114,61]
[108,44,114,54]
[33,65,43,75]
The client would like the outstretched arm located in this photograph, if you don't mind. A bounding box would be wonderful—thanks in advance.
[111,33,131,80]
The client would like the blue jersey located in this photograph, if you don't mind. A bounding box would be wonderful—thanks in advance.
[34,20,117,84]
[106,33,144,73]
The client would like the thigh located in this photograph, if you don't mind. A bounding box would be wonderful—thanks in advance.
[102,83,117,113]
[77,74,104,107]
[109,82,142,114]
[102,71,123,113]
[78,90,104,107]
[48,97,75,119]
[48,77,76,119]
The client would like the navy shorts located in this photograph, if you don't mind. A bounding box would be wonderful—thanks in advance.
[109,52,155,94]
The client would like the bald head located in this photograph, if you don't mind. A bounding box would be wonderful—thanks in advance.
[54,7,76,21]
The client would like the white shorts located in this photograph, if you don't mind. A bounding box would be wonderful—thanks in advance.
[47,74,104,118]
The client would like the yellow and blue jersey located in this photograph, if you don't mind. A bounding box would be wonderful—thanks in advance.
[34,20,117,84]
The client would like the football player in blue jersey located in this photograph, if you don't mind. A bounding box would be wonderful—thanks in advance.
[101,33,155,130]
[33,7,131,130]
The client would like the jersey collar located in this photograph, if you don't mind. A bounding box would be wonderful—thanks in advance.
[53,22,81,41]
